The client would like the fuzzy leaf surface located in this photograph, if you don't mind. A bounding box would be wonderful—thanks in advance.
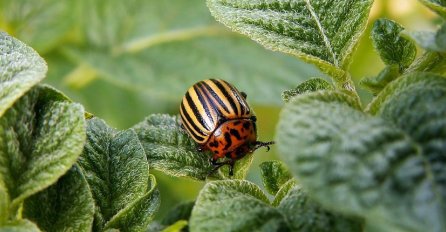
[259,160,292,195]
[371,19,416,69]
[207,0,373,77]
[132,114,213,180]
[369,72,446,220]
[282,78,333,102]
[23,165,94,232]
[277,185,363,231]
[190,179,363,231]
[0,32,47,117]
[0,86,85,215]
[104,175,160,232]
[78,118,155,231]
[277,90,445,231]
[190,180,288,231]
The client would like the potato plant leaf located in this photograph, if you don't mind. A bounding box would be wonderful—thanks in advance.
[206,0,373,79]
[23,165,94,232]
[0,86,86,217]
[282,78,333,102]
[259,160,292,195]
[277,90,446,231]
[132,114,214,180]
[0,32,47,117]
[190,180,361,232]
[104,175,160,232]
[277,185,363,231]
[369,72,446,216]
[77,117,158,231]
[371,19,416,69]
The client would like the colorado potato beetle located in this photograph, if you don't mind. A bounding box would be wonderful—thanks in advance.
[179,79,274,176]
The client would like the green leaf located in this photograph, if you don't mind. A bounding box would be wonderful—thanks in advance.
[359,65,400,94]
[259,161,292,195]
[282,78,333,102]
[77,117,157,231]
[277,185,363,231]
[206,0,373,78]
[403,24,446,53]
[23,165,94,232]
[132,114,214,180]
[104,175,160,232]
[132,114,255,180]
[371,19,416,69]
[0,86,86,217]
[369,72,446,214]
[190,180,288,231]
[190,179,362,232]
[276,90,445,231]
[0,32,47,117]
[419,0,446,18]
[0,0,77,53]
[0,219,40,232]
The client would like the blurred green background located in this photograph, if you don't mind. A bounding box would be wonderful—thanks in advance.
[0,0,439,218]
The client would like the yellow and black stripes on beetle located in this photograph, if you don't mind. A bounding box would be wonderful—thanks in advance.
[180,79,252,144]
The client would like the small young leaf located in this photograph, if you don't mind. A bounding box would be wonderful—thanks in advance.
[190,180,288,231]
[371,19,416,69]
[0,86,86,216]
[0,219,40,232]
[259,161,292,195]
[359,65,400,94]
[419,0,446,18]
[0,32,47,117]
[132,114,214,180]
[78,118,154,231]
[23,165,94,232]
[206,0,373,78]
[104,175,160,232]
[277,185,363,231]
[282,78,333,102]
[276,90,445,231]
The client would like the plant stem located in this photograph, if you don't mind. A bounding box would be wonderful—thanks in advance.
[334,72,362,108]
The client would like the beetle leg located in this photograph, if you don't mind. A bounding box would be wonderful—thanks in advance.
[207,157,236,177]
[251,141,275,152]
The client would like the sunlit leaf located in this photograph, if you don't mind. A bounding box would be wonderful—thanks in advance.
[0,32,47,117]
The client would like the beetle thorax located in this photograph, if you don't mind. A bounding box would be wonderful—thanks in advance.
[205,119,257,160]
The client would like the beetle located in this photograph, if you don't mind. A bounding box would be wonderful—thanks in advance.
[179,79,274,176]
